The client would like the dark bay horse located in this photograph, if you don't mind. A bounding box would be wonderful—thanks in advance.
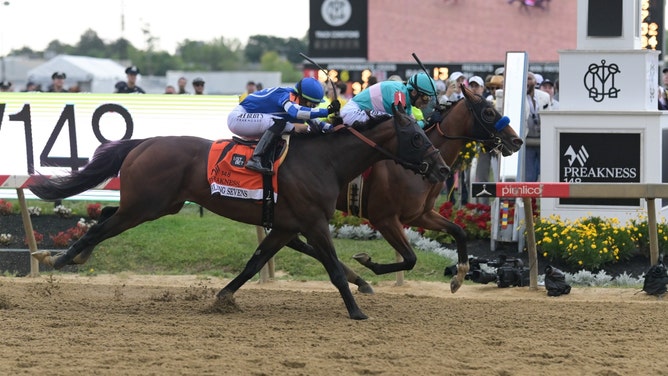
[28,106,449,320]
[332,85,523,293]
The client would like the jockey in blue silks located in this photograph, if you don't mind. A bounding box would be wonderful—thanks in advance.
[228,77,339,175]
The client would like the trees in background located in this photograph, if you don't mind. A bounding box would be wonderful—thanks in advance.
[9,29,307,77]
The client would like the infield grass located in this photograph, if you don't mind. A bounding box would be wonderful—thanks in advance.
[65,202,452,282]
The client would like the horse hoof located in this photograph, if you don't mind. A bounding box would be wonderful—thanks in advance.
[350,311,369,320]
[450,278,462,294]
[352,253,371,264]
[358,284,375,294]
[205,294,242,314]
[31,251,55,267]
[72,254,91,265]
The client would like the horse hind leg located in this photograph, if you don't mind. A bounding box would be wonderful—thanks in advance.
[72,206,119,265]
[33,206,156,269]
[214,230,297,312]
[286,237,374,294]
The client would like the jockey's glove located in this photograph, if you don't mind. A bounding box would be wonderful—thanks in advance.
[327,99,341,114]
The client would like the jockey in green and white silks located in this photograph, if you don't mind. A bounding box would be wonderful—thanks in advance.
[340,73,437,127]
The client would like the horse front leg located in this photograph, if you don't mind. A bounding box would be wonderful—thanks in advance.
[286,236,374,294]
[304,228,367,320]
[409,209,469,293]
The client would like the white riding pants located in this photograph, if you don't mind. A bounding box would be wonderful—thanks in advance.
[227,105,295,139]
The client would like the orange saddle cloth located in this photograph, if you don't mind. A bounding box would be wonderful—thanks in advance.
[207,138,285,200]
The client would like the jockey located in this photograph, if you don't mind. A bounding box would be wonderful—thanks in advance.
[340,72,437,127]
[228,77,340,175]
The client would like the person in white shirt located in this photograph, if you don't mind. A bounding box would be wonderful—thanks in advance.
[524,72,551,182]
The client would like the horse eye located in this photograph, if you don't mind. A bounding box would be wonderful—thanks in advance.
[482,108,496,123]
[411,134,424,148]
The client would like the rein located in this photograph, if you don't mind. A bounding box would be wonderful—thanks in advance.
[333,123,435,175]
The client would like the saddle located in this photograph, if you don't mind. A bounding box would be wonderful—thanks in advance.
[207,136,289,228]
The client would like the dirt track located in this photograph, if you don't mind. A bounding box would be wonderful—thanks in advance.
[1,274,668,375]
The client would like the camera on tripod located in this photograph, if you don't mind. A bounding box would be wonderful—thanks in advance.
[464,255,530,288]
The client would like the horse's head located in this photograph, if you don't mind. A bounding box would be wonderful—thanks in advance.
[433,85,523,157]
[375,104,449,183]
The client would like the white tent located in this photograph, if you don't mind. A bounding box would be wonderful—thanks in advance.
[26,55,126,93]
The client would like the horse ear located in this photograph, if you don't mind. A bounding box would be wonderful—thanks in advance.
[461,84,481,103]
[392,103,407,117]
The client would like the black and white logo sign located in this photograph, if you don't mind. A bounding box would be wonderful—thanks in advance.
[563,145,589,167]
[560,132,640,206]
[321,0,352,27]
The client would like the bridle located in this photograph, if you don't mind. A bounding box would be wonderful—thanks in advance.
[425,95,508,154]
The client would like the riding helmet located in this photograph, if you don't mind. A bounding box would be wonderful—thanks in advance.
[294,77,325,103]
[407,73,437,97]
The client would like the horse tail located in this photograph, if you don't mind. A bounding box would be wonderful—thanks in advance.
[29,139,148,201]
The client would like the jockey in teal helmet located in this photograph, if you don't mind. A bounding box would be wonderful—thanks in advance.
[406,72,438,105]
[340,72,437,127]
[228,77,339,175]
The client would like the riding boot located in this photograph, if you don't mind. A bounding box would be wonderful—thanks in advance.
[245,119,287,175]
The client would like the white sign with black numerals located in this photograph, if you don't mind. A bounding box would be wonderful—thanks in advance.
[0,93,238,176]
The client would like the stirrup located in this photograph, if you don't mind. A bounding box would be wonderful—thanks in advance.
[246,158,273,175]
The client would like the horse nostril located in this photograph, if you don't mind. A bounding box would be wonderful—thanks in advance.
[440,167,450,176]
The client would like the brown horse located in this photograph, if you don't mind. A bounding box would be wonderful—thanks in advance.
[28,106,449,320]
[328,85,523,293]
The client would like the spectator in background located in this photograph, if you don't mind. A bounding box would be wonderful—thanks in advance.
[486,75,504,105]
[337,80,351,100]
[445,71,466,102]
[434,79,447,102]
[22,81,40,92]
[47,72,67,92]
[553,78,560,101]
[165,85,176,94]
[524,71,551,182]
[539,79,559,110]
[533,73,544,88]
[256,82,263,91]
[239,80,257,102]
[319,80,347,122]
[192,77,205,95]
[468,76,485,96]
[0,80,13,92]
[366,75,378,89]
[659,68,668,110]
[177,77,188,94]
[115,66,145,94]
